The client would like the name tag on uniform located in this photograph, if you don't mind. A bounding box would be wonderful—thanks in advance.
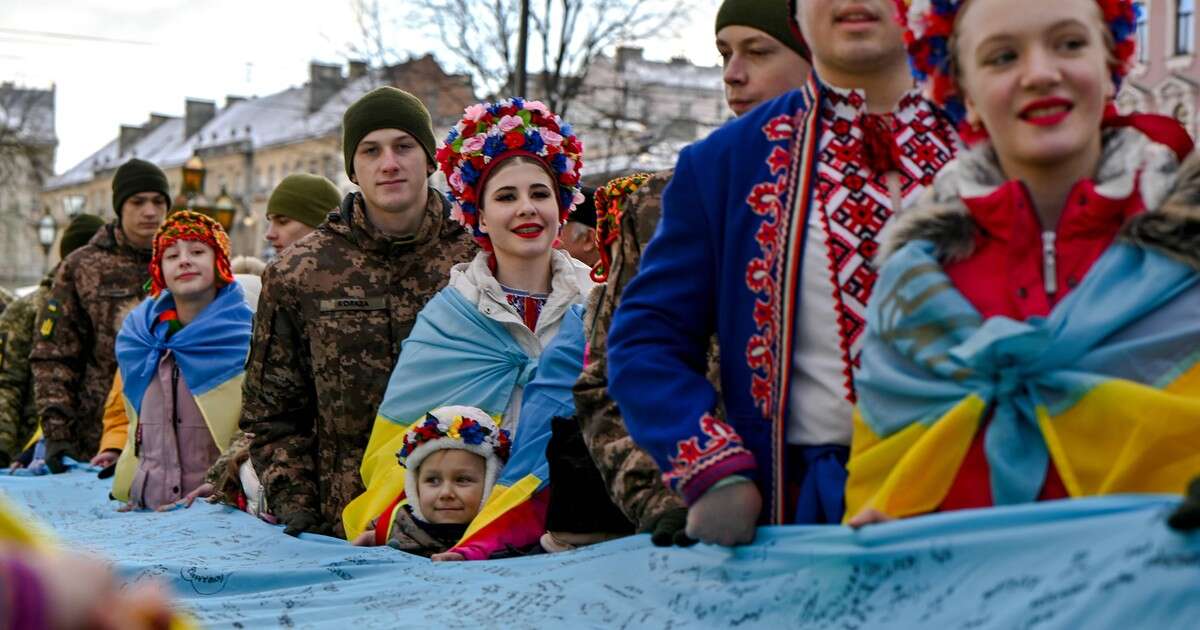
[98,287,137,298]
[318,296,388,313]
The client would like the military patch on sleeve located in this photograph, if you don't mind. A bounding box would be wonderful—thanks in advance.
[39,298,61,339]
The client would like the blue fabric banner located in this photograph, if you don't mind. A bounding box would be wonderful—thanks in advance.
[2,468,1197,629]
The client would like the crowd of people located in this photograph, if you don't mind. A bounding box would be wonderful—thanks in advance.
[2,0,1200,624]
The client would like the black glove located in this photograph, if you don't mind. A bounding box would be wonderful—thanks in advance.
[1168,476,1200,531]
[648,507,696,547]
[281,511,327,537]
[43,440,72,474]
[97,462,117,480]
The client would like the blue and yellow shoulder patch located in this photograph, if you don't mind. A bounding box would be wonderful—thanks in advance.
[39,299,61,339]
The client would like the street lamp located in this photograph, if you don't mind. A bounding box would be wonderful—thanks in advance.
[37,210,58,273]
[61,195,85,219]
[213,187,237,232]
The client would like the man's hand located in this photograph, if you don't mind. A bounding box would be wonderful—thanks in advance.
[1168,476,1200,531]
[89,449,120,468]
[280,510,327,537]
[647,507,696,547]
[685,480,762,546]
[43,440,72,474]
[431,552,465,562]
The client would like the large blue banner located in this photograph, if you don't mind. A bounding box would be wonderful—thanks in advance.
[1,469,1197,628]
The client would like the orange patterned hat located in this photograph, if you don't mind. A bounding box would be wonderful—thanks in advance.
[149,210,234,297]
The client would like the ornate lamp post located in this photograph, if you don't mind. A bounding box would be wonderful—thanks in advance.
[213,187,237,232]
[61,195,85,219]
[37,210,58,273]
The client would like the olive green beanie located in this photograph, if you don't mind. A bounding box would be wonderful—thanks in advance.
[267,174,343,228]
[59,213,105,259]
[715,0,811,61]
[342,87,437,178]
[111,158,172,216]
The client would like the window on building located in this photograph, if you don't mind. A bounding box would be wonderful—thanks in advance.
[1137,2,1149,62]
[1178,0,1196,55]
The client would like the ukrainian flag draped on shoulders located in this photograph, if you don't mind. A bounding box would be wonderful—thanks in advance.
[453,302,585,558]
[343,285,585,543]
[846,221,1200,520]
[111,282,253,502]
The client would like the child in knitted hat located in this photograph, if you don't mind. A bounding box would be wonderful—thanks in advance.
[846,0,1200,527]
[353,406,511,558]
[111,211,252,511]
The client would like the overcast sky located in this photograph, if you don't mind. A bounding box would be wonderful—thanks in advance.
[0,0,723,173]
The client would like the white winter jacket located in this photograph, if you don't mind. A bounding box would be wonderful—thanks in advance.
[447,249,594,430]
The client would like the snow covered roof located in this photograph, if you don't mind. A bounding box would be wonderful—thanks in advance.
[0,84,55,146]
[45,75,376,191]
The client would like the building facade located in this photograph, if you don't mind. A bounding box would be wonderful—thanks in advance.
[1118,0,1200,138]
[0,83,56,286]
[570,46,728,184]
[42,57,475,262]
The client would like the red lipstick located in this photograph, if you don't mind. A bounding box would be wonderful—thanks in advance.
[512,223,545,239]
[1019,97,1073,127]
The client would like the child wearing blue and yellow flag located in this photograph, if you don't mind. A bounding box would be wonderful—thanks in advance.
[344,98,594,557]
[847,0,1200,525]
[110,211,253,511]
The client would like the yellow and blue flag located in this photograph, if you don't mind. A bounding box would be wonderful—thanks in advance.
[847,240,1200,519]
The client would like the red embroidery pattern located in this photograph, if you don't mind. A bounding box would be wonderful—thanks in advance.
[743,114,800,418]
[663,414,750,488]
[813,89,958,401]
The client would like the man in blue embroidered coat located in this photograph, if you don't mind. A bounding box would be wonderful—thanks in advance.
[607,0,960,545]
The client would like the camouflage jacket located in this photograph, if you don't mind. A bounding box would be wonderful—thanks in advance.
[0,274,52,462]
[0,287,13,316]
[574,169,724,531]
[30,223,151,458]
[241,190,477,536]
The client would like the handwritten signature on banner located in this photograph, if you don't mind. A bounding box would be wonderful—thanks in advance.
[1,470,1197,629]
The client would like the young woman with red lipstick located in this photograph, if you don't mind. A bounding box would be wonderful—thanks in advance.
[845,0,1200,527]
[346,99,595,557]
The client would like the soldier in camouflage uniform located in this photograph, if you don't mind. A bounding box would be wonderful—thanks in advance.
[31,160,171,472]
[573,0,812,545]
[241,87,476,537]
[0,214,106,466]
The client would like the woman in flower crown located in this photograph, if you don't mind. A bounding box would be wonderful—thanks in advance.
[845,0,1200,526]
[344,97,594,557]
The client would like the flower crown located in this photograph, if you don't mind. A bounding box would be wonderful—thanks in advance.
[436,97,585,248]
[895,0,1140,125]
[591,173,652,282]
[150,210,233,297]
[397,411,512,467]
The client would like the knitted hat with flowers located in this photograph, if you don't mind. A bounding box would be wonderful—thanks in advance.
[397,405,513,522]
[895,0,1140,127]
[436,98,585,250]
[149,211,234,297]
[591,173,652,283]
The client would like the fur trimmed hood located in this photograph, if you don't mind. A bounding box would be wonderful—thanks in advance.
[879,127,1200,271]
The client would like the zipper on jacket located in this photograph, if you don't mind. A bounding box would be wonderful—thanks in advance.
[1042,231,1058,297]
[171,361,185,480]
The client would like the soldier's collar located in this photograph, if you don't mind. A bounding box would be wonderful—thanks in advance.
[352,191,439,255]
